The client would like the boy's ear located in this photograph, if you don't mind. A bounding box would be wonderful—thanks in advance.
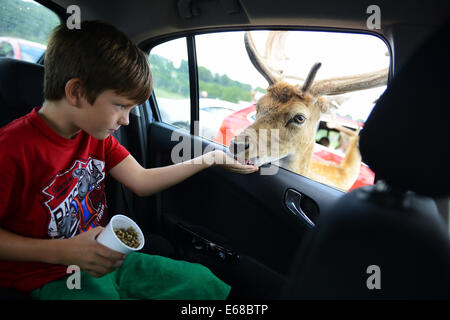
[65,78,84,107]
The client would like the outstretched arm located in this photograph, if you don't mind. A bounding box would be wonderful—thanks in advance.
[109,150,258,197]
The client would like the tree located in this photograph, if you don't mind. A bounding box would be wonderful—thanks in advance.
[149,53,254,102]
[0,0,60,44]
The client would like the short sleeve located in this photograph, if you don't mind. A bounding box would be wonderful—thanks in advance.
[104,135,130,173]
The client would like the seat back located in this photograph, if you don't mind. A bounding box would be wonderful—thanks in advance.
[284,186,450,299]
[283,18,450,299]
[0,58,44,128]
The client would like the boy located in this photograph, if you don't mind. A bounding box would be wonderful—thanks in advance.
[0,21,258,299]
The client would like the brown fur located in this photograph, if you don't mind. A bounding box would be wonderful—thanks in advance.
[267,82,313,106]
[308,133,361,191]
[231,82,362,191]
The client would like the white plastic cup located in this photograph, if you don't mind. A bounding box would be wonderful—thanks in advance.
[96,214,145,255]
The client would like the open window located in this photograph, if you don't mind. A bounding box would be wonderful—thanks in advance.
[149,37,191,132]
[149,30,390,192]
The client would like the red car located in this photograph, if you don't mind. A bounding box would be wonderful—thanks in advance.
[213,104,375,191]
[0,37,46,62]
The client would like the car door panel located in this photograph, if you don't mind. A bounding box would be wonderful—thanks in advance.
[144,120,344,297]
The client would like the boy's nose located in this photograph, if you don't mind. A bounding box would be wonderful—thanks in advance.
[118,112,130,126]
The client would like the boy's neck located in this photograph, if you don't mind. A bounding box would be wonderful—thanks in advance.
[38,100,81,140]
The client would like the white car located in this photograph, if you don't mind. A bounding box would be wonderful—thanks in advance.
[157,97,243,141]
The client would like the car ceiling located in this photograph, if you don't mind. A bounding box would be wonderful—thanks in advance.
[49,0,450,45]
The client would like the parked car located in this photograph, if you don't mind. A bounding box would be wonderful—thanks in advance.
[0,37,46,62]
[157,97,242,141]
[213,104,374,190]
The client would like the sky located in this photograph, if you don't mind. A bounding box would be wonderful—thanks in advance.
[151,30,390,122]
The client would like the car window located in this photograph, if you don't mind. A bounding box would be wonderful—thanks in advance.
[195,30,389,192]
[149,30,389,192]
[195,32,265,142]
[18,42,46,62]
[149,37,190,132]
[0,0,59,63]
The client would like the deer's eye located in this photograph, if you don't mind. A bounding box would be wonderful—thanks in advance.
[294,114,306,123]
[293,114,306,124]
[285,114,306,127]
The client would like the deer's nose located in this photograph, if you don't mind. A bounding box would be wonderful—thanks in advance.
[230,136,250,155]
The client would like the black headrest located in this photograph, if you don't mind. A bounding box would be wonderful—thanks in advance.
[0,58,44,128]
[360,18,450,197]
[283,186,450,299]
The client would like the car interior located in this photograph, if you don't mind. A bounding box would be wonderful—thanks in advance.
[0,0,449,300]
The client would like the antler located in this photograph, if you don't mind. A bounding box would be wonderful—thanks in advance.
[245,31,304,86]
[310,68,388,96]
[245,31,280,85]
[245,30,389,97]
[326,112,361,136]
[301,62,322,92]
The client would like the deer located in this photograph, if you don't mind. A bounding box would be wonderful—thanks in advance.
[229,31,388,191]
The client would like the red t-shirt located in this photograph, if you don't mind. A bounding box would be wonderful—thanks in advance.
[0,107,130,292]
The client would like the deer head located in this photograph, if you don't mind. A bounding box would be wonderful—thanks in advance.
[230,31,388,182]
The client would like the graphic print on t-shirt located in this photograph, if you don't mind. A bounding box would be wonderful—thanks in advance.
[41,157,107,239]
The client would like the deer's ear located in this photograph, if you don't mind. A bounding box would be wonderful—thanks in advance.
[315,97,330,113]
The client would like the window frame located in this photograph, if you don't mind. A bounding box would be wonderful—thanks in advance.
[143,26,392,135]
[144,27,391,189]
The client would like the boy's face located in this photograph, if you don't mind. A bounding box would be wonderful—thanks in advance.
[76,90,136,140]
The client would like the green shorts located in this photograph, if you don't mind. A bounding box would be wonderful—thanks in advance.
[31,253,231,300]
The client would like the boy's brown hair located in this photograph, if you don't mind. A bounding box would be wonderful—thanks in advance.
[44,20,152,105]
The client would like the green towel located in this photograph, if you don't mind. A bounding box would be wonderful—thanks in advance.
[31,252,231,300]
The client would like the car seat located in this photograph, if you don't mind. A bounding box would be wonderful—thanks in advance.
[283,18,450,299]
[0,58,44,299]
[0,58,44,128]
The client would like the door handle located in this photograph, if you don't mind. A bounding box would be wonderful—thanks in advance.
[284,189,315,228]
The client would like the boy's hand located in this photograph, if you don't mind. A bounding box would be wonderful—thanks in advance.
[204,150,259,174]
[63,227,126,278]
